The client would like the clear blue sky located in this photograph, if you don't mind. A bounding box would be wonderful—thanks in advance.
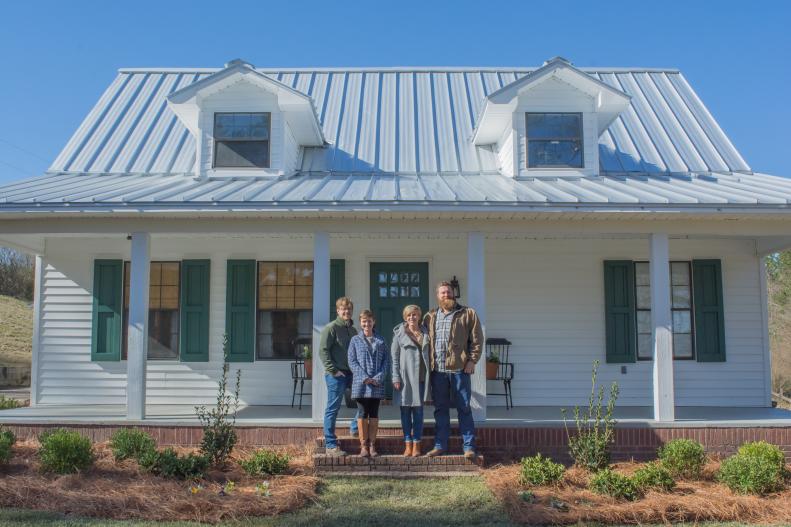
[0,0,789,184]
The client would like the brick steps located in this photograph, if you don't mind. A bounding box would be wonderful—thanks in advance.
[315,435,464,455]
[313,454,483,475]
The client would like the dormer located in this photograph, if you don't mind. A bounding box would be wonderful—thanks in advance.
[167,59,325,178]
[471,57,630,177]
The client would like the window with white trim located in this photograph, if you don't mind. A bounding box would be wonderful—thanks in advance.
[256,261,313,359]
[635,261,694,360]
[213,112,271,168]
[122,261,180,360]
[526,112,583,168]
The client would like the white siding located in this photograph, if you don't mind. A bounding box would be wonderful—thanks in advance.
[485,237,766,407]
[36,235,767,408]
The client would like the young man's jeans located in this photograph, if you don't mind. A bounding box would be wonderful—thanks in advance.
[430,371,475,452]
[323,371,359,449]
[399,382,425,442]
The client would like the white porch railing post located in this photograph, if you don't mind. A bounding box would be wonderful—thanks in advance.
[467,232,487,422]
[30,254,44,407]
[311,232,330,421]
[127,232,150,420]
[650,233,675,421]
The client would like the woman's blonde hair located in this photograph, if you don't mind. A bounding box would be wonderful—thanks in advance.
[359,309,375,321]
[402,304,422,320]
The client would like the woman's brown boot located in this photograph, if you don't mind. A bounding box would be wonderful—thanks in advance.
[367,418,380,457]
[402,442,412,457]
[411,441,422,457]
[357,418,369,457]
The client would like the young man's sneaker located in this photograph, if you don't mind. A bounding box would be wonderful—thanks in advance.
[464,450,477,461]
[425,448,445,457]
[325,446,347,456]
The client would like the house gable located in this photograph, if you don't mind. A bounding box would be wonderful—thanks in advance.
[167,59,324,177]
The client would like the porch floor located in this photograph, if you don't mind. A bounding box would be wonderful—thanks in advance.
[2,405,790,428]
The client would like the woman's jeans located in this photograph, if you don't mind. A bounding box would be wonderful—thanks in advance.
[400,405,424,442]
[399,381,425,442]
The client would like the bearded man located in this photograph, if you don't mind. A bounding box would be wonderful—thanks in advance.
[424,281,483,460]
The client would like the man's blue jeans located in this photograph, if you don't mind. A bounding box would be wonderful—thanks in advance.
[430,371,475,452]
[323,372,358,448]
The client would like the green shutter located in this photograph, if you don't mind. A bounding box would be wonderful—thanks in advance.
[604,260,636,363]
[180,260,210,362]
[225,260,255,362]
[693,259,726,362]
[329,259,345,320]
[91,259,122,361]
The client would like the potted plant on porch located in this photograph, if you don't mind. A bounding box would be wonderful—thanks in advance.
[486,349,500,380]
[302,345,312,379]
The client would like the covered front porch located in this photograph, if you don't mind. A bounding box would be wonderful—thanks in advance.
[1,212,788,425]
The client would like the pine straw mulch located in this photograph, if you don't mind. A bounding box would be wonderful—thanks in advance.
[484,460,791,525]
[0,440,319,524]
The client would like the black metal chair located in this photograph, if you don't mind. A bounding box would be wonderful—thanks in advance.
[486,337,515,409]
[290,337,313,410]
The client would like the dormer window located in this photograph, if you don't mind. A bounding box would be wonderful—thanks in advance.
[213,112,271,168]
[526,113,583,169]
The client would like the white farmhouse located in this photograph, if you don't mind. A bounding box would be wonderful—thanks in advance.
[1,57,789,425]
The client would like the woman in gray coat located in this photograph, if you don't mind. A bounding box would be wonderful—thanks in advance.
[391,304,431,457]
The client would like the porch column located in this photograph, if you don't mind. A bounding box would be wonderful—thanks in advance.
[311,232,330,421]
[650,233,675,421]
[126,232,150,420]
[467,232,487,422]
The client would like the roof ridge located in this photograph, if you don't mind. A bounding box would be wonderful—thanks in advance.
[117,66,682,74]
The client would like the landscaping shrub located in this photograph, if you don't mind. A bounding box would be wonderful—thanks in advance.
[195,335,241,466]
[139,447,208,480]
[0,396,20,410]
[561,360,619,471]
[717,441,787,495]
[239,449,292,476]
[632,461,675,492]
[109,428,156,461]
[658,438,707,479]
[38,429,94,474]
[589,468,642,501]
[0,428,16,464]
[517,453,565,486]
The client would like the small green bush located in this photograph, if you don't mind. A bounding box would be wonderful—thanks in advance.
[658,439,707,479]
[632,461,675,492]
[717,441,787,495]
[139,447,208,480]
[0,396,20,410]
[518,453,565,486]
[109,428,156,461]
[38,429,94,474]
[0,429,16,464]
[239,449,291,476]
[590,468,642,501]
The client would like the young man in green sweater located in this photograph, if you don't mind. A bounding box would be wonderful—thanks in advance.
[320,296,360,455]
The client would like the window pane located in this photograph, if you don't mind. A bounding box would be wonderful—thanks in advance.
[527,140,582,168]
[149,263,162,286]
[258,285,276,309]
[379,286,388,298]
[147,310,179,360]
[635,262,649,286]
[277,263,295,285]
[526,113,581,139]
[214,114,235,137]
[256,310,312,360]
[294,262,313,285]
[160,286,179,310]
[671,262,690,286]
[215,140,269,168]
[390,286,399,297]
[148,286,161,309]
[276,285,295,309]
[259,263,277,285]
[672,310,691,334]
[378,272,387,284]
[636,285,651,310]
[636,310,652,335]
[637,334,652,360]
[294,286,312,309]
[672,286,691,308]
[673,333,693,359]
[161,263,180,286]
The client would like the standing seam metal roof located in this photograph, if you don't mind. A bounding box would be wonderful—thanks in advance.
[46,67,751,177]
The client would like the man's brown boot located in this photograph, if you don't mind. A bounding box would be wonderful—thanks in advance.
[411,441,422,457]
[402,442,412,457]
[357,418,369,457]
[368,418,380,458]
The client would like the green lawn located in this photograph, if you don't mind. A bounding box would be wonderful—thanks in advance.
[0,477,784,527]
